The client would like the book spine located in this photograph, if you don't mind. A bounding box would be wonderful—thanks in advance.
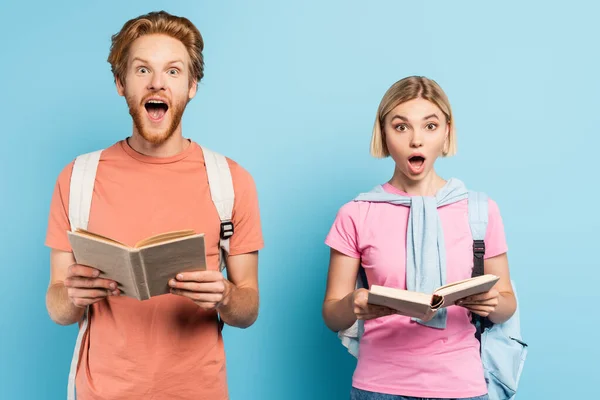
[130,251,150,300]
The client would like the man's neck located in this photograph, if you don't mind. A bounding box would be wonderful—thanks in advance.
[127,131,190,158]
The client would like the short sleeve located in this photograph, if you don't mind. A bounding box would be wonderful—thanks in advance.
[324,202,361,259]
[227,160,264,256]
[484,198,508,259]
[45,162,75,252]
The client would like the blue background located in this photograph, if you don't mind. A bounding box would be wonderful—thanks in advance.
[2,0,598,398]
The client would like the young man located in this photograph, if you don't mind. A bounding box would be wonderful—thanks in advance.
[45,11,263,399]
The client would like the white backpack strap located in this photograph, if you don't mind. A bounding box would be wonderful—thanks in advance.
[68,150,103,232]
[201,146,234,271]
[67,149,102,400]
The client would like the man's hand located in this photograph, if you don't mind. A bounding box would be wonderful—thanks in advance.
[63,264,120,308]
[169,270,232,310]
[456,288,500,317]
[352,288,396,320]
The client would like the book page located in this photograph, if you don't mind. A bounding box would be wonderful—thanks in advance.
[67,232,139,299]
[434,274,499,307]
[134,229,196,248]
[139,233,207,297]
[74,229,128,247]
[368,285,436,319]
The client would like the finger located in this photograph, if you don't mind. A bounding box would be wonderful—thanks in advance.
[459,299,499,307]
[175,270,222,283]
[170,289,223,303]
[194,301,219,310]
[71,298,98,308]
[68,264,101,278]
[168,280,224,293]
[463,290,499,303]
[372,305,395,314]
[353,290,369,308]
[71,292,117,308]
[361,311,393,320]
[68,288,112,299]
[464,305,495,315]
[65,277,117,290]
[360,305,396,320]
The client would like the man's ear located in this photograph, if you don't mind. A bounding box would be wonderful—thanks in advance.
[188,80,198,100]
[116,76,125,97]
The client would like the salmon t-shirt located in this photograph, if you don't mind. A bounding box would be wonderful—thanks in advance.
[45,139,264,400]
[325,182,508,398]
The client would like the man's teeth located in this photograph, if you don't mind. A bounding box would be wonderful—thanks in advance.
[147,100,165,104]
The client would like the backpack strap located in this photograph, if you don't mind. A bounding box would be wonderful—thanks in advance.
[67,149,103,400]
[467,191,494,343]
[200,146,235,272]
[68,150,103,232]
[468,190,488,278]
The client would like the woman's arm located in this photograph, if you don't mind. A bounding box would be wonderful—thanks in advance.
[322,249,395,332]
[457,253,516,324]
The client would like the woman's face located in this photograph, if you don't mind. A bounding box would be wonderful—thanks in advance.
[383,98,449,182]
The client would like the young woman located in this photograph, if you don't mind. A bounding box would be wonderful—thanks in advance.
[322,76,516,400]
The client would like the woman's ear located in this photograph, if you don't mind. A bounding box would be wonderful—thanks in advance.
[442,123,450,156]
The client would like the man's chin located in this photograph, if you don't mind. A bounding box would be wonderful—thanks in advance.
[129,103,184,146]
[139,130,173,145]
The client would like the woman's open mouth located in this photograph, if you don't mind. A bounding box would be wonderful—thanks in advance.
[407,154,426,174]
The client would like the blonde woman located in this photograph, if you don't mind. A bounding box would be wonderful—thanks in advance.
[322,76,516,400]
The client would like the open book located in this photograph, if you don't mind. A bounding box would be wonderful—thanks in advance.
[368,274,500,321]
[67,228,207,301]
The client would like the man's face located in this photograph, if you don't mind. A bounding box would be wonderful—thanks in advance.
[116,34,197,144]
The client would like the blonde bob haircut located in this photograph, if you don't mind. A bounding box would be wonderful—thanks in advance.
[370,76,457,158]
[107,11,205,87]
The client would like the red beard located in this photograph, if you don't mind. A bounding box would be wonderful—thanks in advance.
[126,93,186,145]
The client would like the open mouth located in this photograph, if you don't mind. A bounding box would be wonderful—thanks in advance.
[144,99,169,121]
[409,155,425,167]
[408,154,426,173]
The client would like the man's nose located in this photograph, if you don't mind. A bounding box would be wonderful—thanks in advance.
[148,72,166,91]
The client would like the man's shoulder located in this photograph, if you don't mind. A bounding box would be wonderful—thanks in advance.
[194,143,255,184]
[52,141,123,186]
[61,141,123,165]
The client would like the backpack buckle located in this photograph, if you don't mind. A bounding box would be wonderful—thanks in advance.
[220,221,234,240]
[473,240,485,259]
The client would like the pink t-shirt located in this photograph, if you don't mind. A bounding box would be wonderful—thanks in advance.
[325,182,508,398]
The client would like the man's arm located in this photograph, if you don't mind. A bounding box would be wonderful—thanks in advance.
[217,252,259,328]
[169,251,259,329]
[46,249,118,326]
[47,250,84,325]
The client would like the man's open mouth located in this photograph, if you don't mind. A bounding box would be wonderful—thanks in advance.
[144,99,169,121]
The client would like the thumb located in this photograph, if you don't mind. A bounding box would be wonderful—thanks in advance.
[353,289,369,308]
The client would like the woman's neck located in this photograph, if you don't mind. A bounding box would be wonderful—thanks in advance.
[388,168,446,196]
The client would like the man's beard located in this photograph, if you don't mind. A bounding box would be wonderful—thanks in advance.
[126,93,186,145]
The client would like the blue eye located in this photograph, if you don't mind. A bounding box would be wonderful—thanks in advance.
[138,67,149,74]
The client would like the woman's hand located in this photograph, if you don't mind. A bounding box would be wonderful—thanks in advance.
[456,288,500,317]
[352,288,397,320]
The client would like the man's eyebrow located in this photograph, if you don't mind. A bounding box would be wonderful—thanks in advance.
[131,57,148,64]
[130,58,185,65]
